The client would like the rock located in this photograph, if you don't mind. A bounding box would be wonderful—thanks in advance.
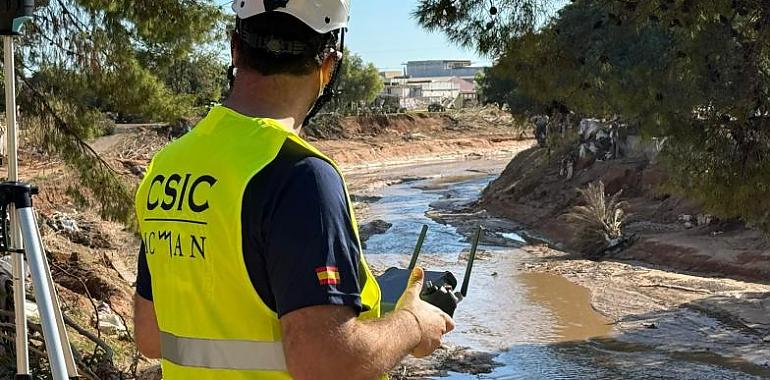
[25,300,40,322]
[684,222,694,229]
[696,214,713,226]
[459,249,493,261]
[359,220,393,244]
[0,255,12,276]
[95,302,128,337]
[46,212,112,249]
[0,258,12,311]
[763,336,770,343]
[52,213,79,233]
[405,132,428,141]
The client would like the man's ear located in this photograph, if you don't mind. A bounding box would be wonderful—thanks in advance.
[320,51,340,87]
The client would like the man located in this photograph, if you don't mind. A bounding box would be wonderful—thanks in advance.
[132,1,455,379]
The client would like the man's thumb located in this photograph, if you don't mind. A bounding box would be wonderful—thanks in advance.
[407,267,425,292]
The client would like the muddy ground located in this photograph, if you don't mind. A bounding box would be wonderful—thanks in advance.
[520,245,770,370]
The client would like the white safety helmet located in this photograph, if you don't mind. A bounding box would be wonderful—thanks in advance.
[232,0,350,34]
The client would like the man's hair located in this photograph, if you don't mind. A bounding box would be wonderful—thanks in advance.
[235,12,339,76]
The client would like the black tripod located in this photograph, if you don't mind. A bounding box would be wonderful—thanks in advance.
[1,1,79,379]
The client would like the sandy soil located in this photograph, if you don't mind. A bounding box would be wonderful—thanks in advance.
[521,244,770,369]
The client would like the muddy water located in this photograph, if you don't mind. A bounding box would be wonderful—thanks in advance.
[360,167,767,380]
[518,272,612,342]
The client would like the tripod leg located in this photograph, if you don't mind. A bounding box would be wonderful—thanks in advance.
[4,36,31,380]
[9,206,31,380]
[35,225,79,377]
[11,252,30,379]
[16,207,68,380]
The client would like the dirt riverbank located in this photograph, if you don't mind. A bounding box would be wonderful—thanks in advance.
[480,146,770,283]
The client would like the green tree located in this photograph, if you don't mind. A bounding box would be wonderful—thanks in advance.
[414,0,559,56]
[333,50,384,110]
[11,1,227,222]
[416,0,770,229]
[145,50,229,111]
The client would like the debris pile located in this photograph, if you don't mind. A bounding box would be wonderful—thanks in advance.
[450,106,520,132]
[110,126,172,162]
[391,345,501,379]
[45,211,112,249]
[95,301,128,337]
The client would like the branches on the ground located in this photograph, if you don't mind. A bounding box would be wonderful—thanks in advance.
[0,310,107,380]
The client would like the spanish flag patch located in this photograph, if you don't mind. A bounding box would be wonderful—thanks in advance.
[316,266,341,286]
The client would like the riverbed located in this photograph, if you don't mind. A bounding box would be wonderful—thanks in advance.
[348,158,770,380]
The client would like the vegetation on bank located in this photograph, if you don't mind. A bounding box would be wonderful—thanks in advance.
[416,0,770,231]
[564,181,630,259]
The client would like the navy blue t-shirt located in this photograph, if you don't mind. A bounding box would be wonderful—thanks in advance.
[135,139,364,317]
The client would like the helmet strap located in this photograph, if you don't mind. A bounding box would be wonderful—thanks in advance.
[303,28,345,127]
[227,64,236,89]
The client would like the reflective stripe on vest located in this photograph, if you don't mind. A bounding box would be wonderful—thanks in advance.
[160,332,287,371]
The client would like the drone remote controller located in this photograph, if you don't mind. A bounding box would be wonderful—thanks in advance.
[377,225,481,317]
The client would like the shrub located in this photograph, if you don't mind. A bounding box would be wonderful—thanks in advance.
[564,181,629,259]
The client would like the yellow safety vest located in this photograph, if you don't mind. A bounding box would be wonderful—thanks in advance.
[135,106,382,380]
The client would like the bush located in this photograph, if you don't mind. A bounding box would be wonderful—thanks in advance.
[564,181,629,259]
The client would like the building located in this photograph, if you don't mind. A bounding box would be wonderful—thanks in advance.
[405,60,484,79]
[379,70,404,80]
[377,60,486,111]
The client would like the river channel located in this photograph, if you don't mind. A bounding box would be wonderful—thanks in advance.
[353,160,768,380]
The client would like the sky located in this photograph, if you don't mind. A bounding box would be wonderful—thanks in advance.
[345,0,492,71]
[219,1,568,71]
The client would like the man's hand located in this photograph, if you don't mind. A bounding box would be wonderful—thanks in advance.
[396,268,455,358]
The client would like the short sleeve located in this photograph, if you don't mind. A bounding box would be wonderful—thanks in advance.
[136,242,153,301]
[262,157,363,318]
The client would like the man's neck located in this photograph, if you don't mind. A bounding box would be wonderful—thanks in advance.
[222,69,318,134]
